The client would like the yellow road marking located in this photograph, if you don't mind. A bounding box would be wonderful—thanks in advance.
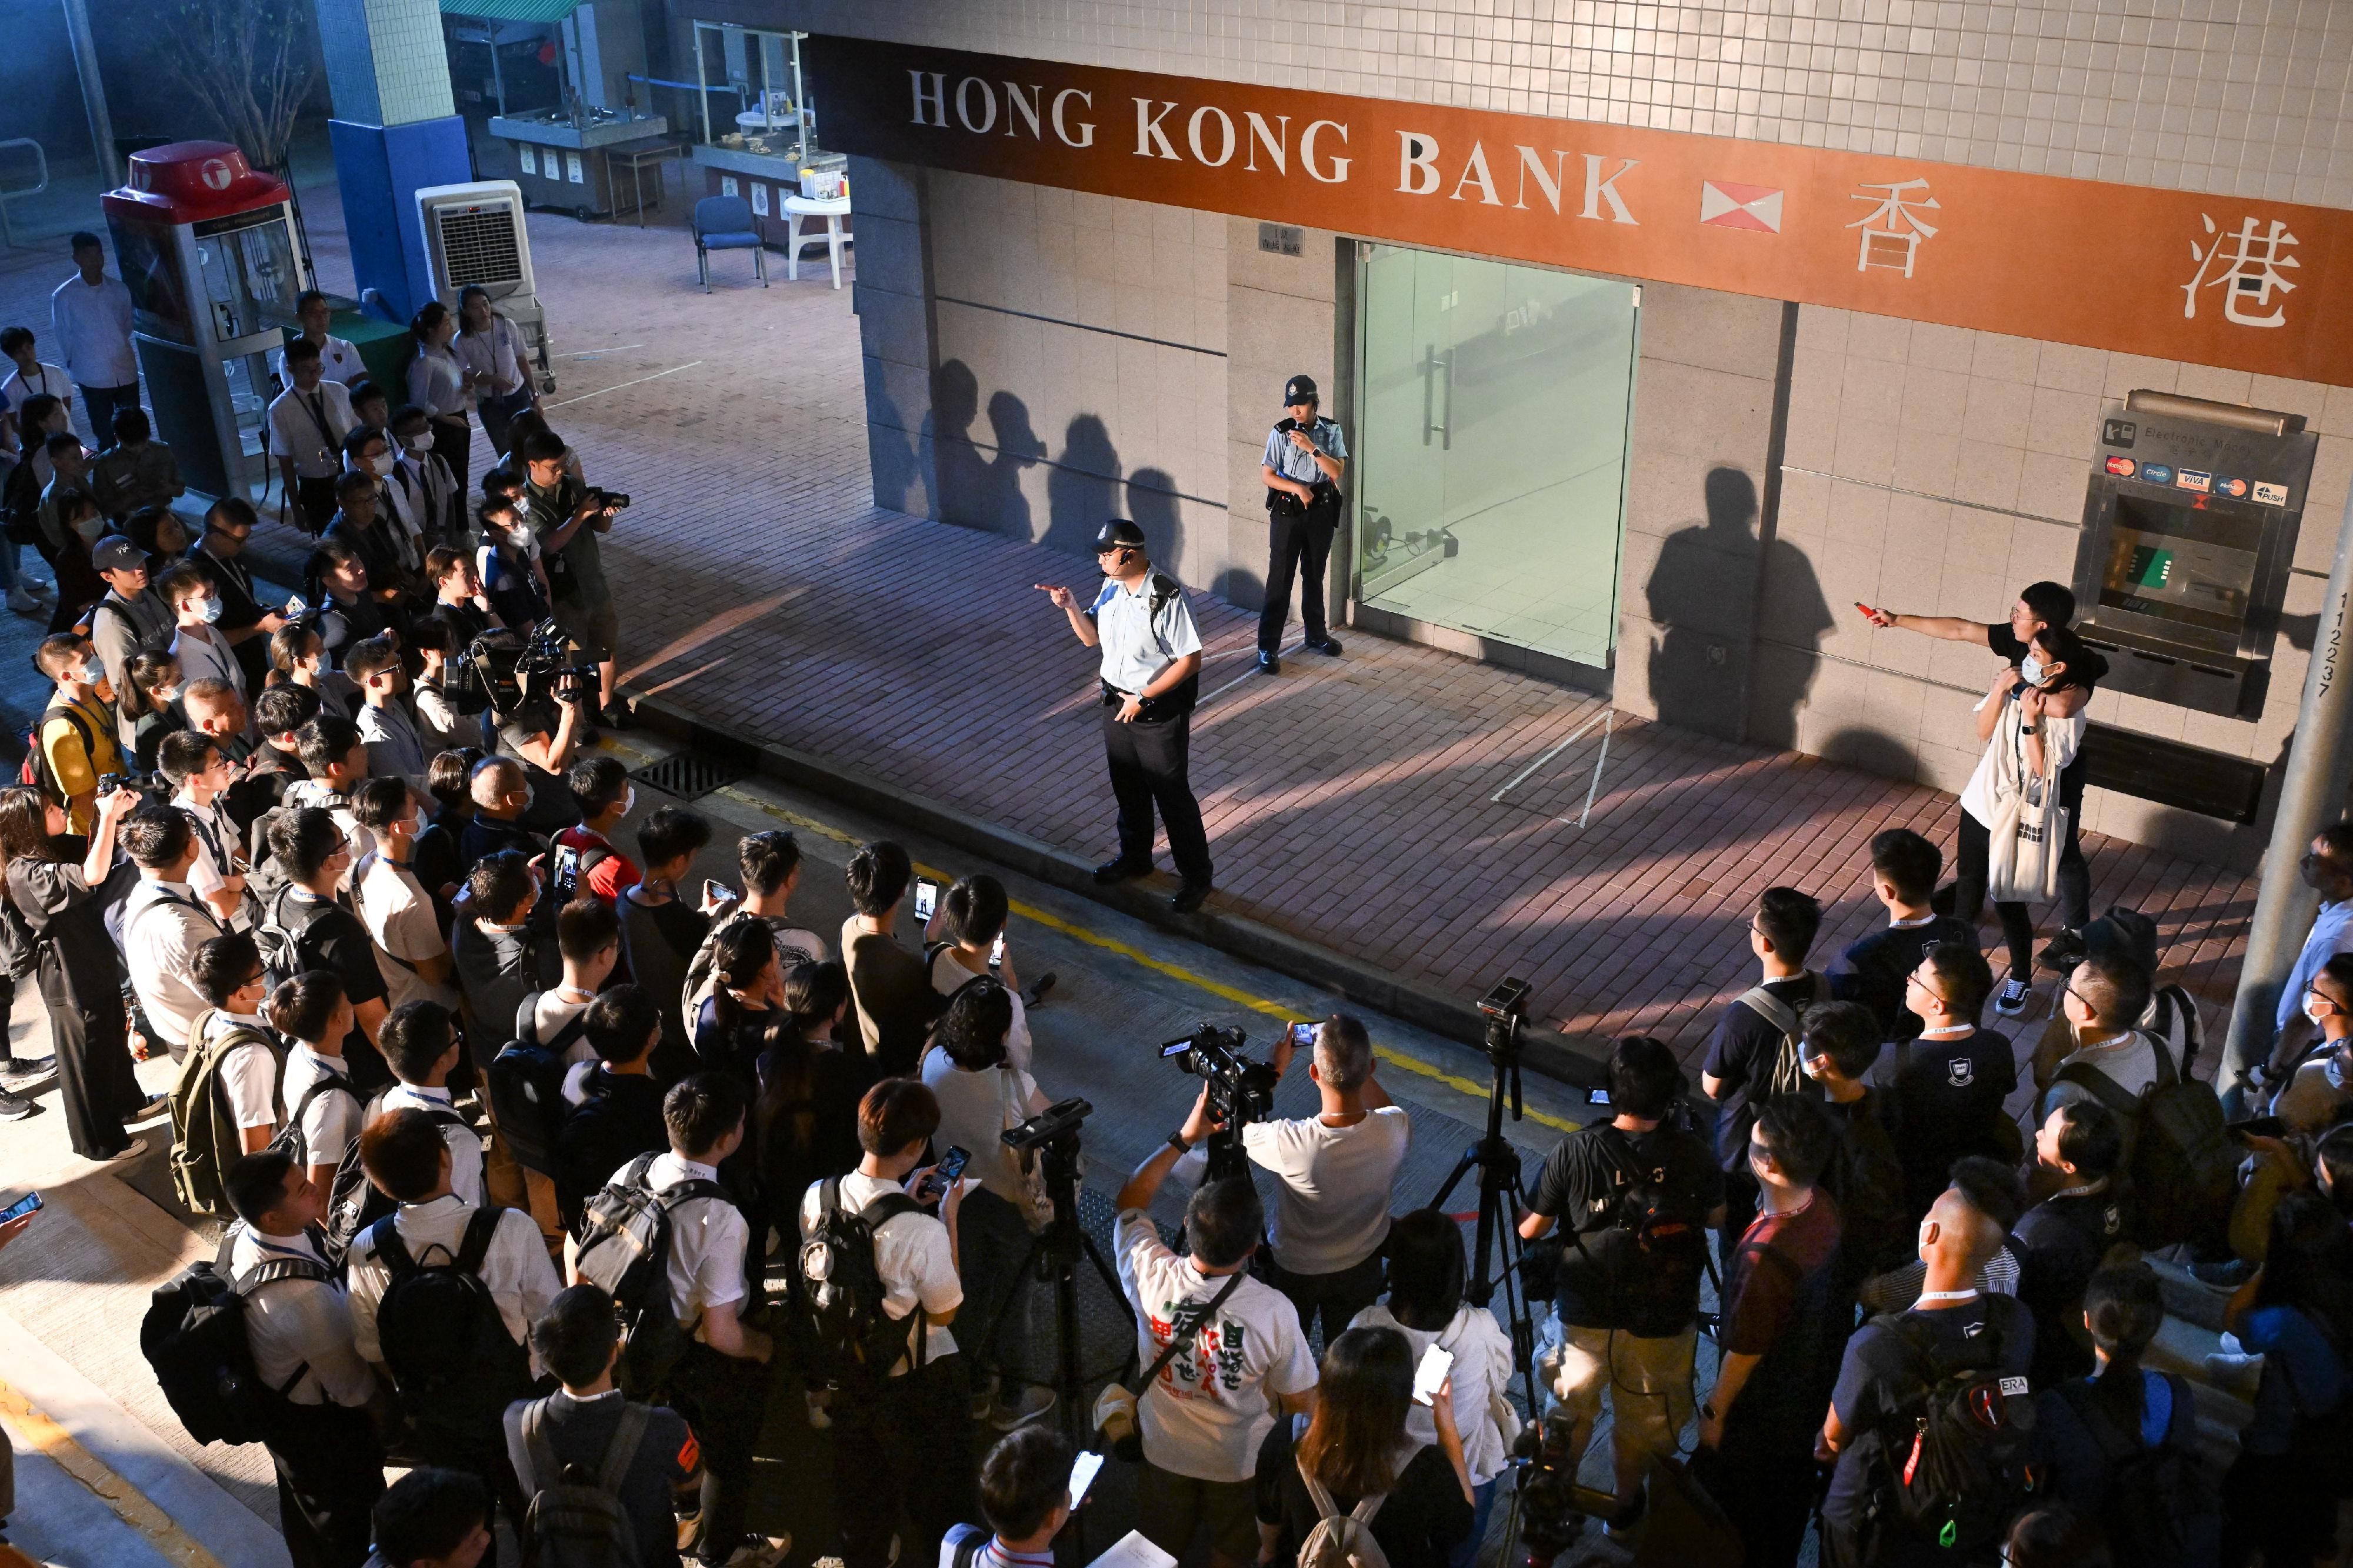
[0,1376,228,1568]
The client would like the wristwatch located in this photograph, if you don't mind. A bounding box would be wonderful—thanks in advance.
[1167,1130,1192,1155]
[1699,1401,1719,1422]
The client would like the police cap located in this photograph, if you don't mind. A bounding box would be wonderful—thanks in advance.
[1094,518,1147,553]
[1284,374,1318,405]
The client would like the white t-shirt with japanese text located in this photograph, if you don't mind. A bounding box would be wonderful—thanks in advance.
[1114,1209,1317,1482]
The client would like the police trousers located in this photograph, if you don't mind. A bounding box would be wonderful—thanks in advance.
[1258,496,1338,652]
[1102,706,1212,888]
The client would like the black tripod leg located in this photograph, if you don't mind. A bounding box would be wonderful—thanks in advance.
[1428,1144,1482,1213]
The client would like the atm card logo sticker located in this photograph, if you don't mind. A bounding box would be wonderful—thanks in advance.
[2215,476,2249,499]
[2141,464,2174,484]
[2104,419,2137,448]
[2255,481,2291,505]
[2176,469,2213,493]
[2105,456,2137,477]
[1699,181,1784,233]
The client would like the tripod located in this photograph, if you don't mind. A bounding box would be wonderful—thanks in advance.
[977,1133,1135,1522]
[1427,1000,1543,1416]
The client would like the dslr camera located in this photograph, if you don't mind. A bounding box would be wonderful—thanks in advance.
[99,770,169,803]
[587,487,631,511]
[1160,1023,1279,1179]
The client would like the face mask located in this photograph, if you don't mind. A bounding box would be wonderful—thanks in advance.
[2328,1056,2350,1092]
[1799,1059,1824,1080]
[154,686,179,706]
[403,433,432,455]
[365,454,394,478]
[72,514,104,543]
[2018,654,2046,686]
[2309,994,2334,1025]
[195,596,223,624]
[620,786,636,817]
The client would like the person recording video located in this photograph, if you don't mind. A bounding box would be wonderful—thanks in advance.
[486,628,591,835]
[1242,1015,1410,1341]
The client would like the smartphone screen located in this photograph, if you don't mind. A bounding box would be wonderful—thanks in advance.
[1068,1450,1105,1509]
[989,933,1005,969]
[914,880,939,920]
[1587,1086,1612,1106]
[1289,1021,1316,1049]
[0,1192,41,1225]
[936,1145,971,1183]
[704,879,736,907]
[1412,1345,1453,1407]
[551,845,581,889]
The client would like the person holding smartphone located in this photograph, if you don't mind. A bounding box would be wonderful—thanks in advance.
[941,1425,1086,1568]
[926,875,1042,1072]
[1254,373,1348,676]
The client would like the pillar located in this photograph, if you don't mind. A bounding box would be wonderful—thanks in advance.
[312,0,471,323]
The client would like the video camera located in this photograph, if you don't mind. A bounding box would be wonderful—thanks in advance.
[1160,1023,1279,1180]
[1004,1096,1092,1154]
[442,619,598,714]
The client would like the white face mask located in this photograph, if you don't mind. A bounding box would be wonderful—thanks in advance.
[72,514,104,543]
[2018,654,2046,686]
[1799,1058,1825,1081]
[402,433,432,455]
[2309,993,2334,1025]
[365,454,394,478]
[618,785,636,818]
[154,686,180,706]
[195,595,224,624]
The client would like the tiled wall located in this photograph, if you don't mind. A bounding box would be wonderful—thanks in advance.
[778,0,2353,209]
[316,0,456,128]
[1761,302,2353,861]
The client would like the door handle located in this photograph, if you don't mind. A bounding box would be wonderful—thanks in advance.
[1424,346,1450,449]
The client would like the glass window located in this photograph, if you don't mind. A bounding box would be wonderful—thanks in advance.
[692,22,808,157]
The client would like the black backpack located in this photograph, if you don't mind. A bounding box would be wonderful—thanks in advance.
[514,1396,651,1568]
[1858,1297,2041,1557]
[486,996,588,1176]
[141,1243,335,1446]
[370,1206,534,1465]
[1567,1126,1709,1315]
[2056,1042,2235,1251]
[18,702,95,809]
[2053,1374,2221,1568]
[555,1073,668,1235]
[795,1176,925,1386]
[255,882,332,991]
[574,1153,728,1400]
[321,1090,468,1265]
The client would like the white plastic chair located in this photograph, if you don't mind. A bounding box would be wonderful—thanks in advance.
[781,194,853,289]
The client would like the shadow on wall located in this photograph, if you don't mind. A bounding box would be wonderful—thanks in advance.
[1045,414,1121,559]
[1128,468,1185,576]
[930,359,1046,539]
[1647,465,1832,746]
[869,388,923,517]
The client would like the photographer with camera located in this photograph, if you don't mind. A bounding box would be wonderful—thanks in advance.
[1254,373,1347,674]
[1242,1015,1410,1341]
[1115,1090,1318,1568]
[1517,1035,1723,1536]
[1034,518,1212,914]
[518,430,628,730]
[488,640,589,837]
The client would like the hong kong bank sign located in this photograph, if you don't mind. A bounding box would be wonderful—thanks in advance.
[808,36,2353,388]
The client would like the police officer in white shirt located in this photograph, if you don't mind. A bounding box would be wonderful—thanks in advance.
[51,233,139,445]
[268,339,357,535]
[573,1073,785,1568]
[1115,1090,1318,1568]
[269,972,364,1195]
[222,1148,386,1567]
[800,1077,976,1568]
[1255,373,1347,675]
[158,732,255,929]
[121,806,228,1061]
[1242,1015,1411,1340]
[273,291,370,387]
[375,1000,488,1206]
[1035,519,1212,913]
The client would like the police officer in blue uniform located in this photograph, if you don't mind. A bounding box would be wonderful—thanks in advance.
[1035,519,1214,913]
[1257,373,1347,675]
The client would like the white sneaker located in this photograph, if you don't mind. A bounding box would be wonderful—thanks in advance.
[1993,978,2032,1016]
[5,586,38,615]
[989,1385,1057,1430]
[718,1536,791,1568]
[805,1389,833,1430]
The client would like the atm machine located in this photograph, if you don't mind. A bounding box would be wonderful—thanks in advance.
[102,142,310,499]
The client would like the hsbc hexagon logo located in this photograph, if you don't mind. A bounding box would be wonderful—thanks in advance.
[201,159,234,192]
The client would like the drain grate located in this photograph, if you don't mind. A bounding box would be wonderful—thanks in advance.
[628,752,754,801]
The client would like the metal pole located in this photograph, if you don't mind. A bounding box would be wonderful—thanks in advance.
[2221,478,2353,1102]
[60,0,119,188]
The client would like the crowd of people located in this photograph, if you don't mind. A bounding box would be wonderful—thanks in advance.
[0,235,2344,1568]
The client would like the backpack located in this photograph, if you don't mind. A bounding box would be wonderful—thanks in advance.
[795,1176,926,1386]
[486,996,588,1177]
[167,1009,283,1219]
[1858,1298,2040,1557]
[555,1073,667,1234]
[2055,1041,2235,1250]
[370,1206,534,1464]
[141,1243,334,1446]
[514,1396,651,1568]
[322,1089,466,1265]
[1295,1445,1412,1568]
[19,702,95,809]
[574,1153,729,1400]
[2053,1374,2221,1568]
[2144,985,2204,1080]
[1565,1126,1709,1317]
[254,882,331,991]
[1735,973,1821,1098]
[267,1067,361,1173]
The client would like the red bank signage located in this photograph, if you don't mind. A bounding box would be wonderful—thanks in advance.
[806,35,2353,388]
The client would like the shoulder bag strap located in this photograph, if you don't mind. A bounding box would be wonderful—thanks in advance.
[1132,1267,1248,1394]
[2054,1060,2142,1119]
[518,1397,558,1496]
[369,1213,415,1277]
[596,1401,653,1493]
[1297,1450,1344,1521]
[455,1204,505,1274]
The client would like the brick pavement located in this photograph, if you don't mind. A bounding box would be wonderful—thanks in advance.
[0,180,2257,1060]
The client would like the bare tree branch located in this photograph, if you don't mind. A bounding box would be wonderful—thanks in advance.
[157,0,318,171]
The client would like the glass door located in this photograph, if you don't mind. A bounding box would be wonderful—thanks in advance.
[1353,246,1639,670]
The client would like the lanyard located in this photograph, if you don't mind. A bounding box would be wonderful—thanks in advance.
[1917,1288,1979,1304]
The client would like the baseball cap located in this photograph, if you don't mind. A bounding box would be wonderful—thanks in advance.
[1094,518,1146,552]
[92,535,144,575]
[1284,375,1318,404]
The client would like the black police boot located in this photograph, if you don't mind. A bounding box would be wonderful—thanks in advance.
[1305,635,1343,656]
[1170,882,1211,915]
[1094,857,1151,885]
[1257,649,1280,675]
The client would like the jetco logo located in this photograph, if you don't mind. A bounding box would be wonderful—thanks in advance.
[1699,180,1782,233]
[905,71,1642,223]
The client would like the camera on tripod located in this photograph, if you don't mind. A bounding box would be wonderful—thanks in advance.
[1479,976,1530,1057]
[1004,1096,1092,1155]
[1160,1023,1279,1179]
